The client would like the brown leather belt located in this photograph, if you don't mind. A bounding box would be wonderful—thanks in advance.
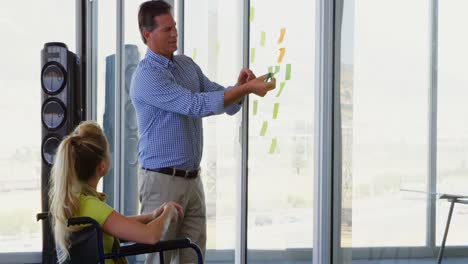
[142,167,200,179]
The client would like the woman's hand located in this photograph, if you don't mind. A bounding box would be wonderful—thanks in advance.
[163,201,184,223]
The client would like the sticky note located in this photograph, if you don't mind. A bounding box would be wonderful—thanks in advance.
[277,28,286,44]
[285,64,291,80]
[272,103,279,119]
[250,48,256,64]
[275,82,285,97]
[193,48,198,61]
[253,100,258,115]
[268,66,273,73]
[250,7,255,22]
[260,121,268,136]
[260,31,266,47]
[277,48,285,63]
[217,41,220,55]
[269,138,277,154]
[274,65,280,73]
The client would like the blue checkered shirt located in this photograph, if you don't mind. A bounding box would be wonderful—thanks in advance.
[130,49,241,170]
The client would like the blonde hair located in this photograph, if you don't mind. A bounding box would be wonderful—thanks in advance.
[48,121,109,263]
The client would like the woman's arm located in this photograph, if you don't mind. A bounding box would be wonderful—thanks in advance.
[102,203,182,245]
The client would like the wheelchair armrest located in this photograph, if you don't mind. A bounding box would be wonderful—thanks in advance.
[112,238,204,263]
[67,217,101,229]
[113,238,191,257]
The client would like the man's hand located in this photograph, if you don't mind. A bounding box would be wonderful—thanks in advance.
[236,68,256,86]
[246,73,276,97]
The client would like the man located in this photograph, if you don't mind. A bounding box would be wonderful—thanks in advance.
[130,1,276,263]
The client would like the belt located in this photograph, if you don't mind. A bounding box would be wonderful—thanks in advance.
[142,167,200,179]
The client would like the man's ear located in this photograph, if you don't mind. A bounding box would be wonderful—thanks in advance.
[143,30,151,42]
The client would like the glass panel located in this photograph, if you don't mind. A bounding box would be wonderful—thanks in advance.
[184,0,243,261]
[97,0,117,202]
[123,1,150,263]
[437,0,468,247]
[336,0,430,261]
[0,0,75,253]
[248,0,315,262]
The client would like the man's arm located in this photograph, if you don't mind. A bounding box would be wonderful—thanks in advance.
[132,66,225,118]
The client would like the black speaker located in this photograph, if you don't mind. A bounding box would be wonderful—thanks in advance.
[40,42,83,264]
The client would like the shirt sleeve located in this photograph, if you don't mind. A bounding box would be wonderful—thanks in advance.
[132,64,225,118]
[191,59,242,116]
[80,196,114,226]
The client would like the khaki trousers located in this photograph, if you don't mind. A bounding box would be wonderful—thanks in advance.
[138,168,206,264]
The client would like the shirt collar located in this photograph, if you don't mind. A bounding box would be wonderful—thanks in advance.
[146,48,175,70]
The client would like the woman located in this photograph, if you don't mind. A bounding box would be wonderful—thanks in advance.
[49,121,183,263]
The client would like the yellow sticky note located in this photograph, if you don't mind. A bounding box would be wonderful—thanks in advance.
[272,103,279,119]
[277,28,286,44]
[260,31,266,47]
[276,82,286,97]
[250,7,255,22]
[277,48,285,63]
[285,64,292,80]
[274,65,280,73]
[260,121,268,136]
[253,100,258,115]
[250,48,256,64]
[193,48,198,61]
[269,138,277,154]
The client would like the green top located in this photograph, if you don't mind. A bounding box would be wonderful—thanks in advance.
[79,194,115,264]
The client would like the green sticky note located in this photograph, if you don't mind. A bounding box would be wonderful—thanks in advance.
[285,64,291,80]
[272,103,279,119]
[269,138,277,154]
[276,82,286,97]
[260,31,266,47]
[274,65,280,73]
[260,121,268,136]
[250,48,256,64]
[250,7,255,22]
[253,100,258,115]
[268,66,273,73]
[193,48,198,61]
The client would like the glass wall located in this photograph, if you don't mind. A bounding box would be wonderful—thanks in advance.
[336,0,468,262]
[248,0,315,262]
[0,0,75,254]
[97,0,117,204]
[184,0,243,261]
[437,0,468,246]
[344,0,430,247]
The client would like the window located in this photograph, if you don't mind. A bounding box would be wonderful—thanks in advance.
[248,0,315,261]
[339,0,430,248]
[437,0,468,246]
[0,0,75,253]
[184,0,244,259]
